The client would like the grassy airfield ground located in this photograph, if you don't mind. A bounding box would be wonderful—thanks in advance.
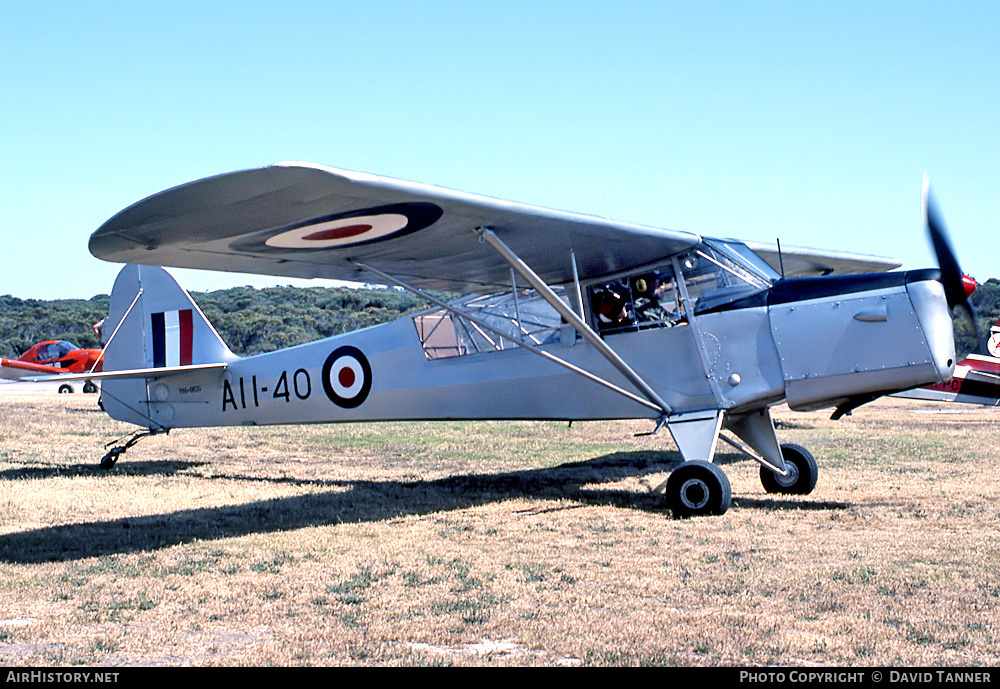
[0,390,997,666]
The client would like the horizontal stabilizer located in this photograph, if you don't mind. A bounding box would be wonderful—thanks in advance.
[26,362,227,383]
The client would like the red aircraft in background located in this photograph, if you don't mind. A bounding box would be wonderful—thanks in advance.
[0,340,103,392]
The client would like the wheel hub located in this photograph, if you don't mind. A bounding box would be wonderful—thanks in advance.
[776,462,800,488]
[679,478,710,510]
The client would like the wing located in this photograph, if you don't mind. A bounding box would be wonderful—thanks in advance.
[965,368,1000,385]
[0,358,71,380]
[742,241,901,278]
[90,162,702,293]
[964,355,1000,385]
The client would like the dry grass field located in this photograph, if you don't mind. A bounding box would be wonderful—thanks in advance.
[0,388,998,667]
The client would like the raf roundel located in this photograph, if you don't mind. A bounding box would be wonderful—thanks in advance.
[230,202,444,254]
[265,213,409,249]
[322,346,372,408]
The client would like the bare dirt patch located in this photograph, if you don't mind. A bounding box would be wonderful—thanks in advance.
[0,393,998,666]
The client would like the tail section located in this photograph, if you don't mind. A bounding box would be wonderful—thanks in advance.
[102,264,235,371]
[100,264,237,427]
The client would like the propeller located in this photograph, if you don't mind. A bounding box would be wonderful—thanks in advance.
[923,175,979,338]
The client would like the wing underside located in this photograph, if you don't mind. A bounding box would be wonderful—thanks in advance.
[90,162,703,292]
[90,162,904,291]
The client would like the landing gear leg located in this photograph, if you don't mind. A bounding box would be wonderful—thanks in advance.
[665,461,732,518]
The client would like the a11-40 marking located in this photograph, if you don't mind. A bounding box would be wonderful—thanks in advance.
[222,369,311,411]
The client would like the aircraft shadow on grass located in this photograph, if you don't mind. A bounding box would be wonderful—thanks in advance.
[0,450,850,564]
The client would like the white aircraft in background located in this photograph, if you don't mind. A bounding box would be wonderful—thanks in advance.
[895,314,1000,407]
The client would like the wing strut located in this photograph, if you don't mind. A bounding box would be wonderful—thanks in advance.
[475,227,672,416]
[353,261,665,414]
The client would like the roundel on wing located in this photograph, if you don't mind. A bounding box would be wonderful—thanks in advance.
[230,202,443,253]
[322,346,372,408]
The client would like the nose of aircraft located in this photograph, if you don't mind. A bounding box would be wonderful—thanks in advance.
[767,268,956,414]
[767,178,971,416]
[905,271,958,382]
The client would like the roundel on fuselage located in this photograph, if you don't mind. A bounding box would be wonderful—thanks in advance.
[322,346,372,408]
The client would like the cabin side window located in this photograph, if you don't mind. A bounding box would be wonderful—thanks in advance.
[413,289,568,360]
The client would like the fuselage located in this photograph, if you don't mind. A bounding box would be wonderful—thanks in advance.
[98,253,955,432]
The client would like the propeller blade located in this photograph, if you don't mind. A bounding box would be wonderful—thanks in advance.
[923,176,979,339]
[923,176,966,310]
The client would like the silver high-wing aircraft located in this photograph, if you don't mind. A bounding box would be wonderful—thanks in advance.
[51,163,970,517]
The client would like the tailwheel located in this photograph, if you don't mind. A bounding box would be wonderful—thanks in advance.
[98,428,163,470]
[99,446,126,470]
[760,443,818,495]
[665,460,731,518]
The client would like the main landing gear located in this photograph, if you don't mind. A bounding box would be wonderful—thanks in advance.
[662,444,819,518]
[665,460,732,518]
[760,444,818,495]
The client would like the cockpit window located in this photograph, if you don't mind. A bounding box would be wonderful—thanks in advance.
[710,240,782,282]
[413,288,569,360]
[678,242,773,314]
[35,341,76,363]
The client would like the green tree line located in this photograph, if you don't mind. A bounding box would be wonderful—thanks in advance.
[2,278,998,361]
[0,284,428,359]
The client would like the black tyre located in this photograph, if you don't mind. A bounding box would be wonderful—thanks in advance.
[83,381,97,394]
[100,448,122,470]
[58,384,73,394]
[665,460,732,518]
[760,443,818,495]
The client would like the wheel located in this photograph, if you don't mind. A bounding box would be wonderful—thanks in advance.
[58,383,73,394]
[83,381,97,394]
[100,447,123,470]
[760,443,818,495]
[665,460,732,518]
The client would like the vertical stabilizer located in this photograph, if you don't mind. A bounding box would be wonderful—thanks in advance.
[100,264,237,427]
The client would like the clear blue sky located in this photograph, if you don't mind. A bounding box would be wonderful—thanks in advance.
[3,1,998,300]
